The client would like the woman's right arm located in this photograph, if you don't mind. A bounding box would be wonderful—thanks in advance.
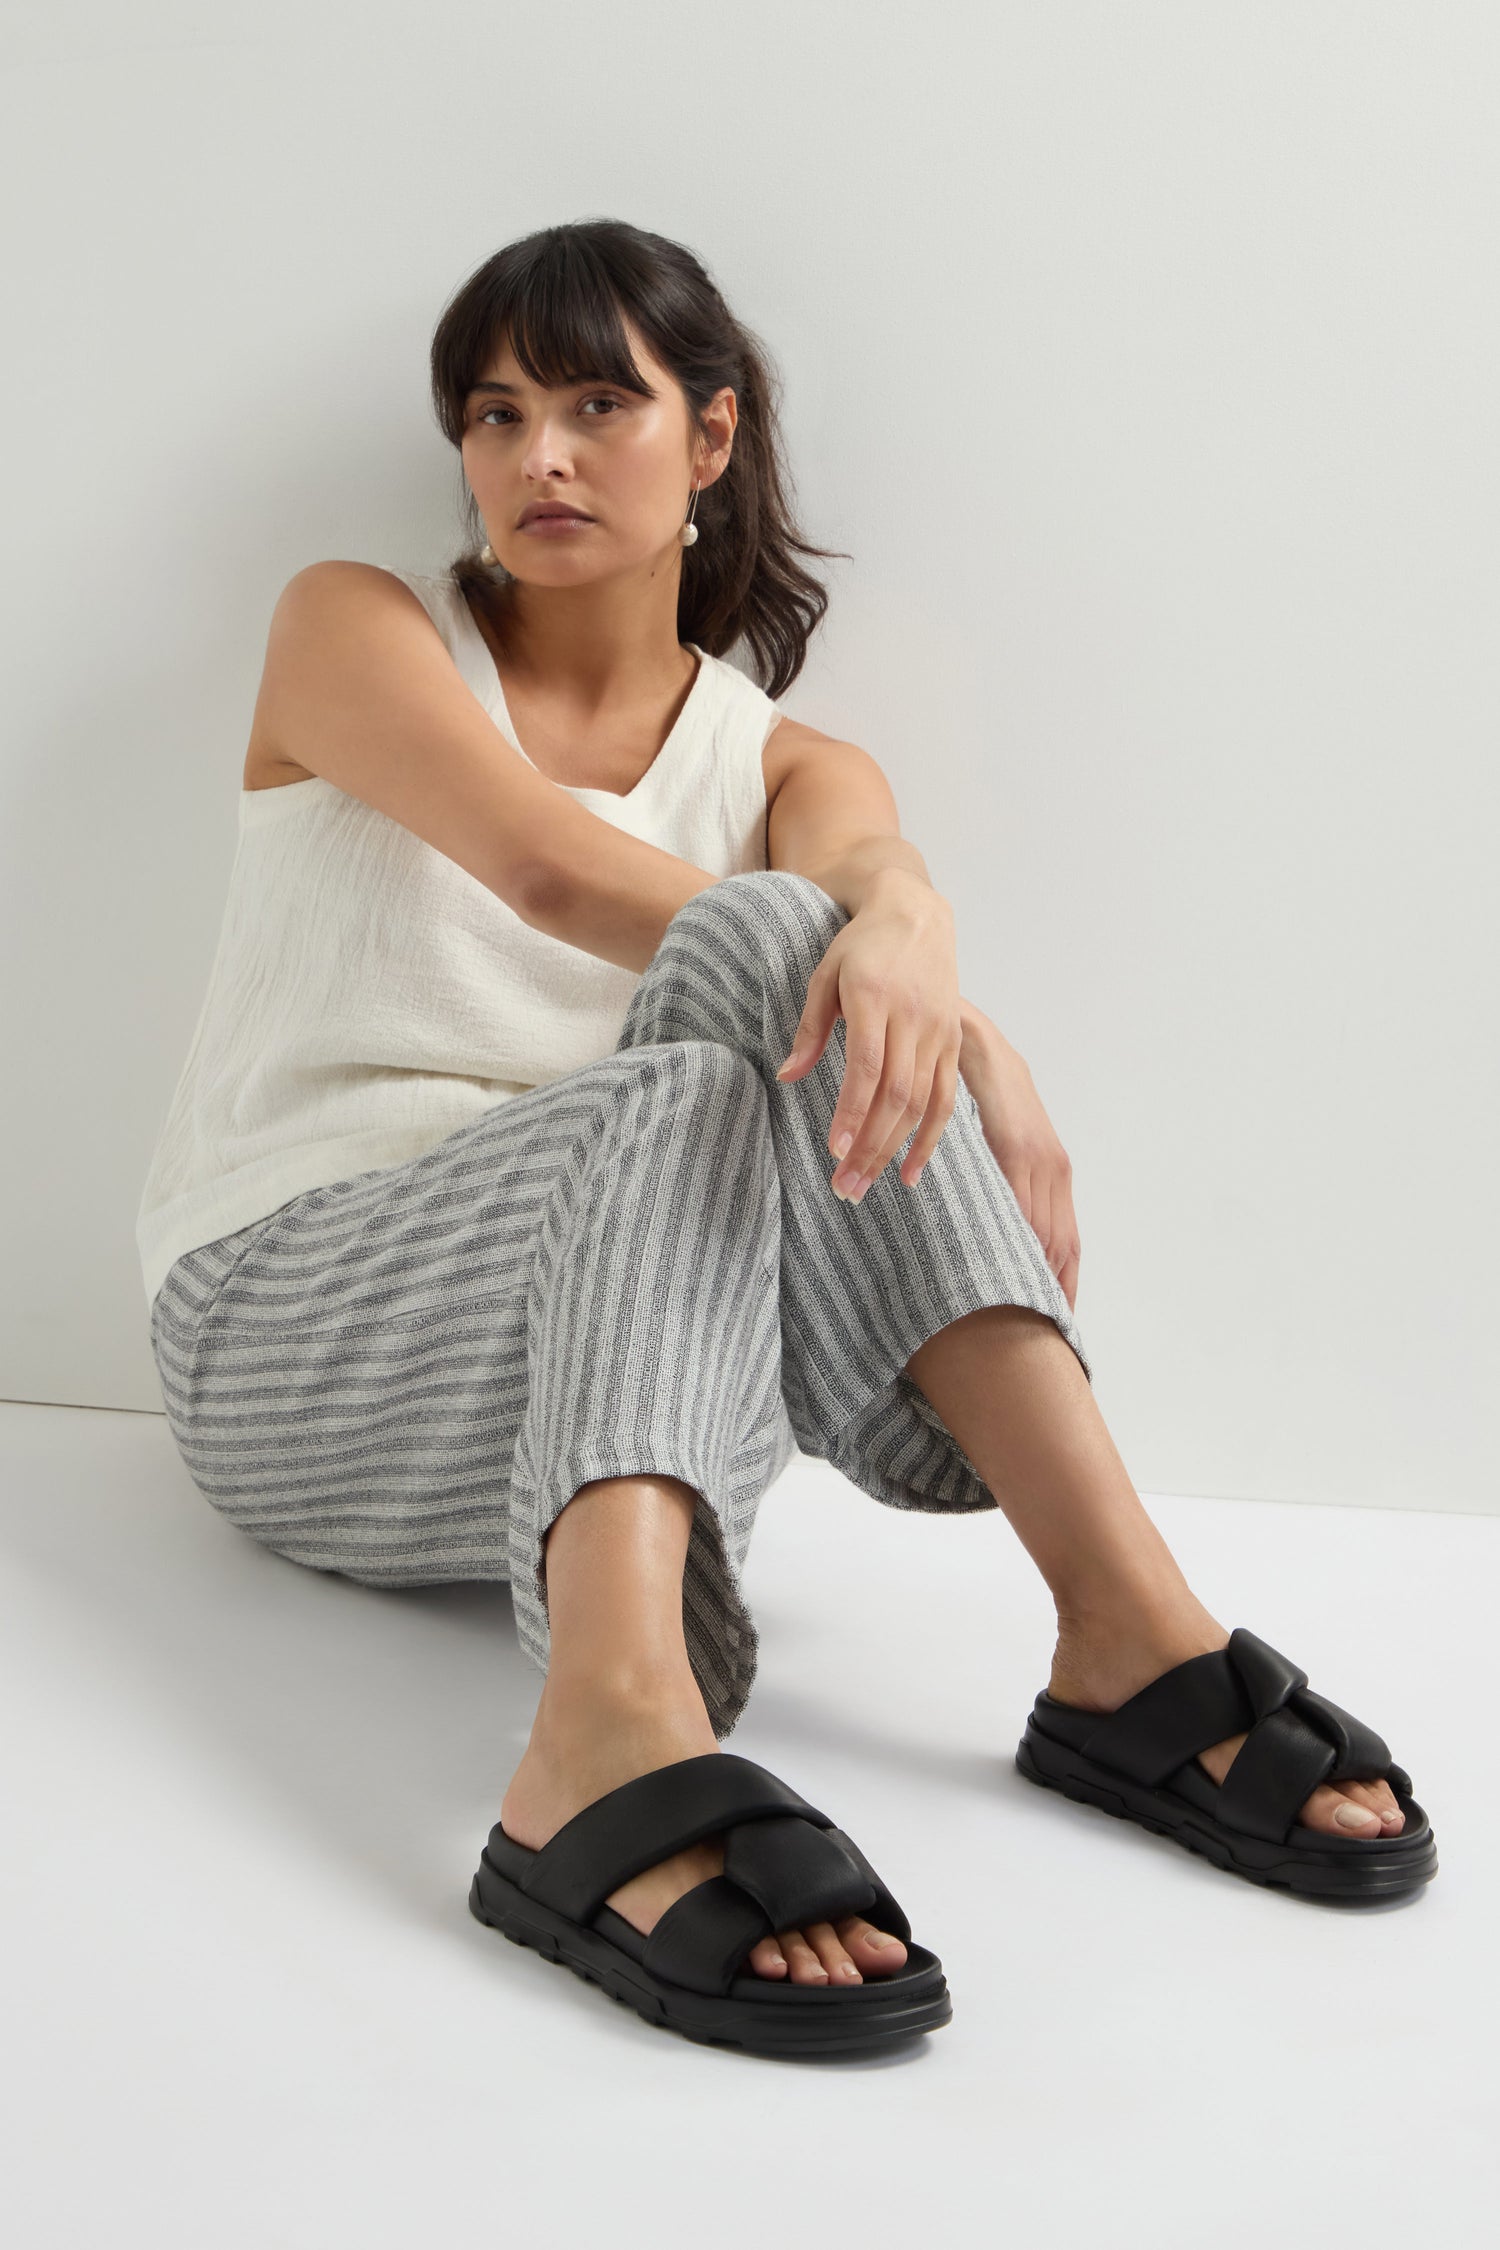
[256,561,718,972]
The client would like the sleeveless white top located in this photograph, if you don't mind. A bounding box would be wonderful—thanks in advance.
[135,566,786,1312]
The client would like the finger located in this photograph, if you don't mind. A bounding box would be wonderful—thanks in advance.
[857,1037,941,1195]
[776,960,840,1081]
[827,988,889,1172]
[1030,1162,1055,1271]
[1006,1151,1035,1232]
[838,1016,922,1192]
[901,1046,960,1185]
[851,1082,927,1198]
[1051,1171,1082,1300]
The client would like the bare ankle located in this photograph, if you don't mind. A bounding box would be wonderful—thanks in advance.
[1045,1597,1229,1718]
[504,1661,719,1849]
[533,1657,713,1747]
[1052,1583,1224,1658]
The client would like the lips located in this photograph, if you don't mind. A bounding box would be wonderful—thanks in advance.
[519,504,594,525]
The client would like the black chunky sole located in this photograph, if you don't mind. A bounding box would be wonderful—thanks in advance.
[469,1847,953,2057]
[1016,1718,1438,1903]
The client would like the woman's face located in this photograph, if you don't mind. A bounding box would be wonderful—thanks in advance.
[460,315,735,586]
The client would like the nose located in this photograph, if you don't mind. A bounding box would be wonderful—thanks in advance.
[519,414,577,485]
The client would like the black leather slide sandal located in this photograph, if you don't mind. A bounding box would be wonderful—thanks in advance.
[1016,1626,1438,1903]
[469,1751,952,2057]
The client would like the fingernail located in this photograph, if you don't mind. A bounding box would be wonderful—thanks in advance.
[849,1175,869,1201]
[833,1130,853,1158]
[1335,1803,1377,1830]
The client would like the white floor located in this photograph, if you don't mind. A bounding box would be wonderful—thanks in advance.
[4,1394,1493,2249]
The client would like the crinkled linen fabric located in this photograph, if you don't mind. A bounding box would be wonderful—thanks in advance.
[150,870,1091,1739]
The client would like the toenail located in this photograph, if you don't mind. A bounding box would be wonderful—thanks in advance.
[838,1962,860,1978]
[1335,1803,1377,1830]
[865,1932,890,1946]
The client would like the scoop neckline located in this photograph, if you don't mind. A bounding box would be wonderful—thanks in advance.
[447,577,711,805]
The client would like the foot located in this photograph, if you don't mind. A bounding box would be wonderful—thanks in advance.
[1046,1602,1407,1839]
[500,1671,910,1985]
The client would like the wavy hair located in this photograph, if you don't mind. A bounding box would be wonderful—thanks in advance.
[428,219,850,700]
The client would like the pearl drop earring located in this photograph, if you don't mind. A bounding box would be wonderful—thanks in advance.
[680,483,700,548]
[479,539,499,565]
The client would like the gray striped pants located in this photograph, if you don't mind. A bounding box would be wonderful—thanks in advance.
[149,871,1091,1739]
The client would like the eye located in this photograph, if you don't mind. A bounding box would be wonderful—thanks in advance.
[477,393,620,428]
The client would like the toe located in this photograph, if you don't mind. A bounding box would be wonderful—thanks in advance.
[801,1920,864,1983]
[1374,1779,1406,1827]
[1348,1776,1406,1830]
[837,1915,909,1975]
[777,1927,833,1985]
[747,1934,789,1978]
[1300,1778,1403,1837]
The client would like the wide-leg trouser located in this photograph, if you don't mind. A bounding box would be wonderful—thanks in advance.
[150,871,1091,1738]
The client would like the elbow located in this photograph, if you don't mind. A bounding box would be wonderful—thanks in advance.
[510,851,573,934]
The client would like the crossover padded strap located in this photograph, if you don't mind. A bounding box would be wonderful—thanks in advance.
[1215,1680,1402,1843]
[1078,1626,1403,1846]
[1212,1703,1337,1842]
[642,1819,912,1997]
[1077,1644,1266,1787]
[1293,1684,1400,1784]
[642,1877,779,1997]
[722,1813,877,1935]
[822,1825,913,1947]
[514,1752,836,1925]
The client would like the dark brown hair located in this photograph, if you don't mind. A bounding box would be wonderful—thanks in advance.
[428,219,850,700]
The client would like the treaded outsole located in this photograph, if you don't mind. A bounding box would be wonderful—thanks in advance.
[1015,1733,1438,1903]
[468,1859,954,2057]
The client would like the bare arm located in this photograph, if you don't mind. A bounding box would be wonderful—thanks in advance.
[763,716,995,1055]
[257,560,719,972]
[764,718,931,909]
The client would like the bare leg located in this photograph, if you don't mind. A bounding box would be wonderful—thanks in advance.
[904,1307,1406,1838]
[499,1474,911,1983]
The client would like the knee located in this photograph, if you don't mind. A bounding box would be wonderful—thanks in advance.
[616,1041,778,1237]
[627,1036,770,1138]
[671,868,849,958]
[676,1038,772,1139]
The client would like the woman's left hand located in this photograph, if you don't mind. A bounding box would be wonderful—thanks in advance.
[775,873,964,1197]
[774,877,1082,1312]
[956,1012,1082,1311]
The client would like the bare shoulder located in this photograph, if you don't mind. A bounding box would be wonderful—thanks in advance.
[243,561,439,791]
[761,711,881,811]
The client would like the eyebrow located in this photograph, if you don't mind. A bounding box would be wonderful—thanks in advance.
[465,377,612,400]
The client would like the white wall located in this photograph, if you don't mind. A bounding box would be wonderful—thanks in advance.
[3,2,1494,1510]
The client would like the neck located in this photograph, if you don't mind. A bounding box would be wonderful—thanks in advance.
[481,560,695,715]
